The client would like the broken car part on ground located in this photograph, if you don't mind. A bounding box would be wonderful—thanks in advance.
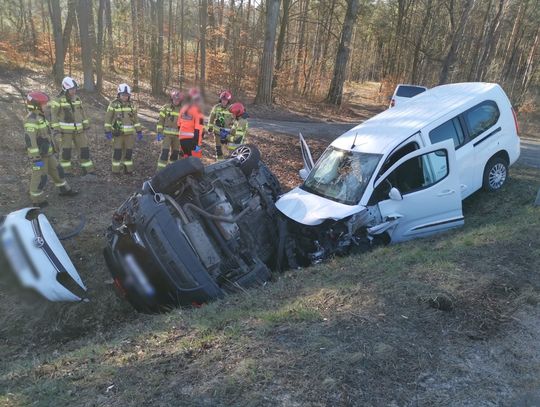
[0,208,88,302]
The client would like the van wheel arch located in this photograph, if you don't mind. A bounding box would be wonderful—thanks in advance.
[482,151,509,192]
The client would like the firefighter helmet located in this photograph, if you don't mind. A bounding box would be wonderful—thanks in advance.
[188,88,201,100]
[170,89,184,105]
[229,102,245,118]
[219,90,232,101]
[62,77,78,91]
[117,83,132,95]
[26,91,49,110]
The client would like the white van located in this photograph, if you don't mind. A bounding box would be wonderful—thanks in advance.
[389,84,428,107]
[276,83,520,264]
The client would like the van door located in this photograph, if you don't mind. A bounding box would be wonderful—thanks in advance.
[371,140,463,242]
[425,116,476,199]
[299,133,315,179]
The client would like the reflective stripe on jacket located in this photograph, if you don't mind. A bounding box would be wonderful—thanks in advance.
[50,95,89,134]
[156,104,181,135]
[208,104,233,132]
[104,99,142,135]
[24,112,54,159]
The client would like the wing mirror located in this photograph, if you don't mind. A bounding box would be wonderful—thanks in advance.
[299,168,310,180]
[389,187,403,201]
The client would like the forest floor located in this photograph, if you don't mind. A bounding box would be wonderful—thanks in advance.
[1,65,540,407]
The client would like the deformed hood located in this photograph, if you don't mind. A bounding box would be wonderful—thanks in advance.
[276,187,364,226]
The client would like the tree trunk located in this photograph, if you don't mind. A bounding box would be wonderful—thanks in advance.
[27,0,37,55]
[254,0,280,105]
[151,0,164,96]
[325,0,360,105]
[105,0,115,71]
[48,0,64,82]
[273,0,290,89]
[438,0,474,85]
[199,0,207,93]
[76,0,95,91]
[96,0,105,91]
[131,0,139,91]
[180,0,185,86]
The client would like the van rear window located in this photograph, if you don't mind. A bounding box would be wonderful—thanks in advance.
[464,100,500,139]
[396,86,426,98]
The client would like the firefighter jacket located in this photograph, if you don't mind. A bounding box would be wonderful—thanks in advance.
[104,99,142,136]
[50,94,90,134]
[156,104,181,136]
[208,104,233,133]
[229,118,249,144]
[178,104,204,141]
[24,110,55,160]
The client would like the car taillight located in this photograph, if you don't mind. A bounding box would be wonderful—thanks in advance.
[511,108,520,135]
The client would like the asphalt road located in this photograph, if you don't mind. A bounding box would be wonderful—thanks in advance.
[250,118,540,169]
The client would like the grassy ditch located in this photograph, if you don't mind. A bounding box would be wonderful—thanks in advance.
[1,166,539,407]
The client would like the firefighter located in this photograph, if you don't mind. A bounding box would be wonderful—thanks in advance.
[208,90,234,160]
[50,77,95,176]
[177,88,204,158]
[156,90,184,170]
[104,84,143,174]
[226,102,249,152]
[24,91,78,208]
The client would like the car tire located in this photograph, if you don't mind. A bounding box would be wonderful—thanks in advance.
[230,144,261,176]
[150,157,204,195]
[482,156,508,192]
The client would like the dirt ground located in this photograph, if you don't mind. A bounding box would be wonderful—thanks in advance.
[1,66,540,407]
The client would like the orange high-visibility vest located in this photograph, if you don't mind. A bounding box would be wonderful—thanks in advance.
[178,104,204,141]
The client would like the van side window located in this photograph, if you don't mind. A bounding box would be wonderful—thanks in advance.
[464,100,500,139]
[377,141,419,178]
[370,149,448,203]
[429,118,465,148]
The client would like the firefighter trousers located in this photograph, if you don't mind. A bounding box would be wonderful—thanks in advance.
[58,131,94,174]
[157,134,181,170]
[29,155,70,204]
[112,133,135,173]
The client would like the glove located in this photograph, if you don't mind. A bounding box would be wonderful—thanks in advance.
[105,132,113,140]
[137,131,143,141]
[34,160,44,168]
[219,128,230,142]
[194,145,201,153]
[156,133,164,142]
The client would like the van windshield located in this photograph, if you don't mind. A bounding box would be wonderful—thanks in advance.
[301,147,381,205]
[396,85,426,98]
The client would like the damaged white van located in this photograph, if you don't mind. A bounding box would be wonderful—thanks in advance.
[277,82,520,264]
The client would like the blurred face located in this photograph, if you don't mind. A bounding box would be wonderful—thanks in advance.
[172,97,182,106]
[119,93,130,102]
[67,88,77,97]
[220,98,229,107]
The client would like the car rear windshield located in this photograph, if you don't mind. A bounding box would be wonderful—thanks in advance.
[396,85,426,98]
[301,147,381,205]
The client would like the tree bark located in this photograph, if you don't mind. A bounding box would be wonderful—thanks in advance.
[151,0,164,96]
[76,0,95,91]
[131,0,140,91]
[48,0,64,82]
[255,0,280,105]
[199,0,207,93]
[325,0,360,105]
[96,0,105,91]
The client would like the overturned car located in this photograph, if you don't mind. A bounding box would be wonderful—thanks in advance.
[104,145,283,312]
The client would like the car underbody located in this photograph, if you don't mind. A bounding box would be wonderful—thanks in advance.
[104,146,284,312]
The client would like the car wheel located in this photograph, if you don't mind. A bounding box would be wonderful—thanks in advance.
[483,156,508,192]
[230,144,261,176]
[151,157,204,195]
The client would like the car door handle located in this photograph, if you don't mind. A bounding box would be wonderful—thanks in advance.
[437,189,455,197]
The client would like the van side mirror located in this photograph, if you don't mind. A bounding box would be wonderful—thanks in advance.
[389,187,403,201]
[299,168,310,180]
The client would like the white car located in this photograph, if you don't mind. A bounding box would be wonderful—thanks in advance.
[277,82,520,264]
[389,84,428,107]
[0,208,87,301]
